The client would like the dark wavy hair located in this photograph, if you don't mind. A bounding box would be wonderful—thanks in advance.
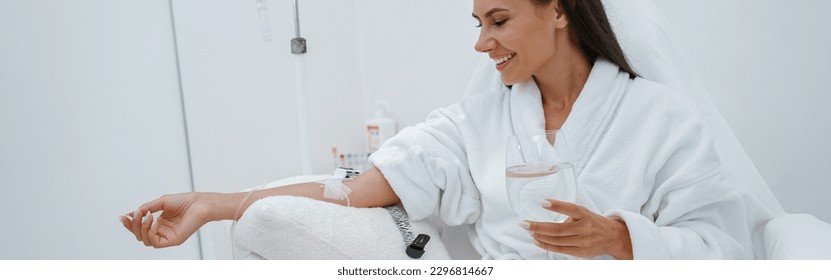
[532,0,638,77]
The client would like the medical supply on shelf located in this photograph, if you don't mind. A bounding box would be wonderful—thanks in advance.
[331,147,339,170]
[331,148,372,171]
[367,101,397,153]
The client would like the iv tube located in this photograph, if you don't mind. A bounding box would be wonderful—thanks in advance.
[256,0,273,42]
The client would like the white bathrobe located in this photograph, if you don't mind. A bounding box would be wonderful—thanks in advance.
[368,58,754,260]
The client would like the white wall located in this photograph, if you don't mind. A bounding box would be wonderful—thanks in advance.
[0,0,200,259]
[354,0,480,128]
[652,0,831,223]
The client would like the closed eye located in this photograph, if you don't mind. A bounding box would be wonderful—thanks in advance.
[474,19,508,28]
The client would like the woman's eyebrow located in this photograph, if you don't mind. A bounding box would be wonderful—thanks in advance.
[472,8,509,20]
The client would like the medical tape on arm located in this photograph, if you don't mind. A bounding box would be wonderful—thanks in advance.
[319,168,355,206]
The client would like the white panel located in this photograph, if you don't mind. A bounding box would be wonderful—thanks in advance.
[0,0,200,259]
[171,0,368,196]
[652,0,831,223]
[354,0,481,128]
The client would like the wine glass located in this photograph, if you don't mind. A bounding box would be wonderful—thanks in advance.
[505,130,577,259]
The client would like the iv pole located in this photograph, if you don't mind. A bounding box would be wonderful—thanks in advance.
[258,0,312,175]
[289,0,313,175]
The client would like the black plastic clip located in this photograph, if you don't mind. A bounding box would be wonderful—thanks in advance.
[406,234,431,259]
[336,167,361,179]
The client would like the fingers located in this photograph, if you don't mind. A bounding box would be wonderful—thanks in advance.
[123,195,167,242]
[127,211,182,249]
[139,196,167,215]
[524,220,580,237]
[121,194,192,248]
[141,212,153,246]
[529,223,592,258]
[130,209,142,241]
[543,199,586,220]
[125,209,156,244]
[119,215,133,233]
[532,232,584,247]
[154,227,177,249]
[148,215,161,247]
[534,241,588,258]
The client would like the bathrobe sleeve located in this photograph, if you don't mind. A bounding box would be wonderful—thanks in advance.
[603,97,753,259]
[369,103,481,226]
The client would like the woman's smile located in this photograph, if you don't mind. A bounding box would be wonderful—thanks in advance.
[493,52,516,71]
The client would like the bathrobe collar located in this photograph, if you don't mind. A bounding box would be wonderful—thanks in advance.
[509,58,631,175]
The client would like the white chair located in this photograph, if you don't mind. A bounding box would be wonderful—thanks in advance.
[212,0,831,260]
[600,0,831,259]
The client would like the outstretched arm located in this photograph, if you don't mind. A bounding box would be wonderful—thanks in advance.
[119,166,399,248]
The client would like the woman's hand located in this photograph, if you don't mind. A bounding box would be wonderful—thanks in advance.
[119,192,226,248]
[523,199,633,259]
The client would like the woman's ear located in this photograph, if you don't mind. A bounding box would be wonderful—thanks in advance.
[552,0,569,29]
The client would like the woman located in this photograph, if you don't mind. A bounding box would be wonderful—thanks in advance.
[121,0,754,259]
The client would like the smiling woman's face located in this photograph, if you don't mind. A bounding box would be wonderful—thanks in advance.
[472,0,569,85]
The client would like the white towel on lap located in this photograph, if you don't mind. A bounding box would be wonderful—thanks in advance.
[233,195,450,260]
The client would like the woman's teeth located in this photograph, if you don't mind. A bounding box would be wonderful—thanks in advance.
[494,53,515,65]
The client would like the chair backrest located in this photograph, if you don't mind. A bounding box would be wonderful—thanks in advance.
[602,0,785,215]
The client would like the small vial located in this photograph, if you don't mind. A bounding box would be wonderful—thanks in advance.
[331,147,338,170]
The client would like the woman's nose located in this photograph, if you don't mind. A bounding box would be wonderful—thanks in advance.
[474,29,494,53]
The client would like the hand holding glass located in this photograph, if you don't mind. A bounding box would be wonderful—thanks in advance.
[505,130,576,223]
